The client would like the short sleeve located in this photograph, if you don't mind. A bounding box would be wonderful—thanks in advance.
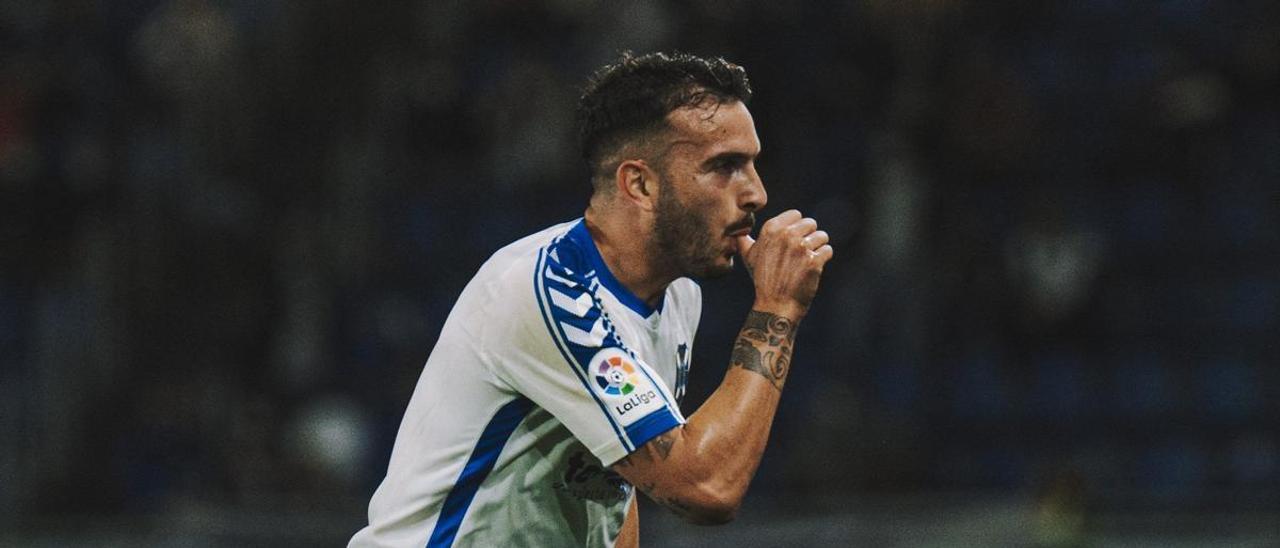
[484,246,685,467]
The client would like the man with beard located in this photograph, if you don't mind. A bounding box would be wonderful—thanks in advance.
[350,52,833,548]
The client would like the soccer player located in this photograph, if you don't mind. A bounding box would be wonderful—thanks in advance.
[350,52,833,547]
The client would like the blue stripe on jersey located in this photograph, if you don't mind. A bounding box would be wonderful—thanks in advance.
[534,247,633,453]
[623,408,681,450]
[544,233,682,426]
[545,285,602,330]
[541,252,632,378]
[427,396,533,548]
[563,220,661,316]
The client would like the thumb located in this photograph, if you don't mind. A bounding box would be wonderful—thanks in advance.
[735,234,755,257]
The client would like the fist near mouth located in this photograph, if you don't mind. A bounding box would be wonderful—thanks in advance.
[736,209,833,321]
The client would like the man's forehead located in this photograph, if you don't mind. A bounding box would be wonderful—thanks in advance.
[663,100,759,153]
[666,100,737,134]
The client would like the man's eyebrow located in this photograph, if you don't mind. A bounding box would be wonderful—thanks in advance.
[700,151,755,168]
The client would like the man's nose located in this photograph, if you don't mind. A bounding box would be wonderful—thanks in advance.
[740,165,767,212]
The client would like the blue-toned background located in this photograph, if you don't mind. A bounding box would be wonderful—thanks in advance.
[2,1,1277,545]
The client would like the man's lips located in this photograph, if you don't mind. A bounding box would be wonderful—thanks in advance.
[725,214,756,237]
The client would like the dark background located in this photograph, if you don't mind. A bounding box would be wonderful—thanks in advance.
[2,1,1278,545]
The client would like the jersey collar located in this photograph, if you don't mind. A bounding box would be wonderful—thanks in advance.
[566,219,663,318]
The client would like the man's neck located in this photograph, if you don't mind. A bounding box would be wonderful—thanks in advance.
[582,205,675,308]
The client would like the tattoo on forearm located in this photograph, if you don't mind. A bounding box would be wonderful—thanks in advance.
[730,310,797,390]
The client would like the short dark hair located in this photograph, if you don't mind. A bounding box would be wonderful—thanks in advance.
[577,51,752,186]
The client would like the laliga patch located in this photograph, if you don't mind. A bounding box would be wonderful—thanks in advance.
[589,347,664,426]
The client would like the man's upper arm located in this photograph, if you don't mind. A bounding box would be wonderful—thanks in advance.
[486,246,685,465]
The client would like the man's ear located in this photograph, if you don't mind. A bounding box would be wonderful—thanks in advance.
[615,159,660,212]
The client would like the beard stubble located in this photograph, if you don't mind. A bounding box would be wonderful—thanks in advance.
[652,179,738,280]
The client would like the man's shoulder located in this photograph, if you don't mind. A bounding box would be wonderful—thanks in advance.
[453,219,581,336]
[486,219,580,269]
[448,219,603,375]
[470,219,579,289]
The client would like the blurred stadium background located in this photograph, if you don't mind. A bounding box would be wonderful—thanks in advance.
[2,1,1278,546]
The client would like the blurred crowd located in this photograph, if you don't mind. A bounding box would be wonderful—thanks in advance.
[2,0,1277,532]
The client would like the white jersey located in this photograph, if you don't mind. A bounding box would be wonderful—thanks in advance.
[350,219,700,547]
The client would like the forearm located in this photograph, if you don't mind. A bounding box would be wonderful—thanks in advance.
[615,307,799,523]
[683,307,797,491]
